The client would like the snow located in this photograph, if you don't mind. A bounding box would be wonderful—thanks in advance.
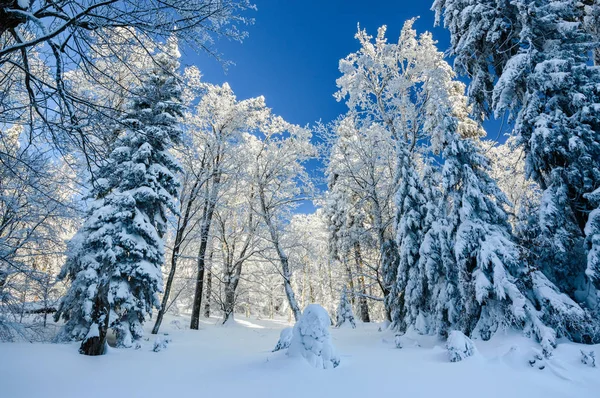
[446,330,478,362]
[288,304,340,369]
[272,327,293,352]
[1,313,598,397]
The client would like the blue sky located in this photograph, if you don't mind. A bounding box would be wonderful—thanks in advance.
[183,1,505,213]
[186,1,449,126]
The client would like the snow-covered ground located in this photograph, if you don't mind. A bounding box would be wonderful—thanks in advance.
[1,314,598,398]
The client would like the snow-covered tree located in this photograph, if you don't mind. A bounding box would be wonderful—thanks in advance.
[322,118,392,322]
[272,327,293,352]
[247,122,316,321]
[286,212,341,318]
[1,0,253,170]
[434,0,600,341]
[55,41,184,355]
[586,190,600,291]
[181,82,270,330]
[392,148,428,331]
[335,286,356,328]
[446,330,478,362]
[214,172,262,324]
[332,20,487,324]
[288,304,340,369]
[0,125,75,341]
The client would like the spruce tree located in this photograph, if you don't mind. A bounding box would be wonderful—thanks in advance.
[55,40,183,355]
[433,0,600,343]
[392,149,427,332]
[335,286,356,328]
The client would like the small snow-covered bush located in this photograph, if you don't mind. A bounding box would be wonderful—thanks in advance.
[170,320,182,329]
[272,327,293,352]
[446,331,477,362]
[394,334,403,349]
[153,336,172,352]
[288,304,340,369]
[528,349,546,370]
[581,350,596,367]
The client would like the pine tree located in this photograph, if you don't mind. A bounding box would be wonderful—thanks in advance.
[586,189,600,291]
[392,149,427,332]
[507,1,600,300]
[335,286,356,328]
[433,0,600,344]
[55,39,184,355]
[431,0,521,120]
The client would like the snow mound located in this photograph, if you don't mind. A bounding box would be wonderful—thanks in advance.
[446,331,478,362]
[272,327,293,352]
[288,304,340,369]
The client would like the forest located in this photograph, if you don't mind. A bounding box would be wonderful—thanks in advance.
[0,1,599,397]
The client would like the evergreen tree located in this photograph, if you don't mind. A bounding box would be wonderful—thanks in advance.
[400,52,589,354]
[335,286,356,328]
[55,40,184,355]
[392,149,427,332]
[433,0,600,328]
[585,189,600,292]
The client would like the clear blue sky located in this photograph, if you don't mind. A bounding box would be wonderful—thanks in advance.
[183,1,504,213]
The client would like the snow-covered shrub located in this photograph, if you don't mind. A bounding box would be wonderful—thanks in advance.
[335,287,356,329]
[272,327,293,352]
[446,331,477,362]
[394,334,403,349]
[170,320,182,330]
[581,350,596,368]
[153,336,172,352]
[288,304,340,369]
[528,349,546,370]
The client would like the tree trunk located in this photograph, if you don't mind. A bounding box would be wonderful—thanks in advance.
[259,191,301,321]
[204,269,212,318]
[222,258,243,323]
[152,179,199,334]
[343,259,356,306]
[79,271,111,356]
[190,176,220,330]
[190,245,207,330]
[353,243,370,323]
[222,282,236,323]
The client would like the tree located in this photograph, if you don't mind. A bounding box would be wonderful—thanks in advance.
[185,83,270,330]
[288,304,340,369]
[214,172,261,324]
[323,117,395,322]
[0,0,253,171]
[433,0,600,320]
[335,286,356,328]
[405,55,590,354]
[333,20,485,322]
[151,166,204,334]
[287,212,341,318]
[392,148,428,331]
[247,121,315,321]
[54,41,183,355]
[0,125,74,341]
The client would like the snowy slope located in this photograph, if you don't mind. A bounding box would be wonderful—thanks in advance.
[0,315,597,398]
